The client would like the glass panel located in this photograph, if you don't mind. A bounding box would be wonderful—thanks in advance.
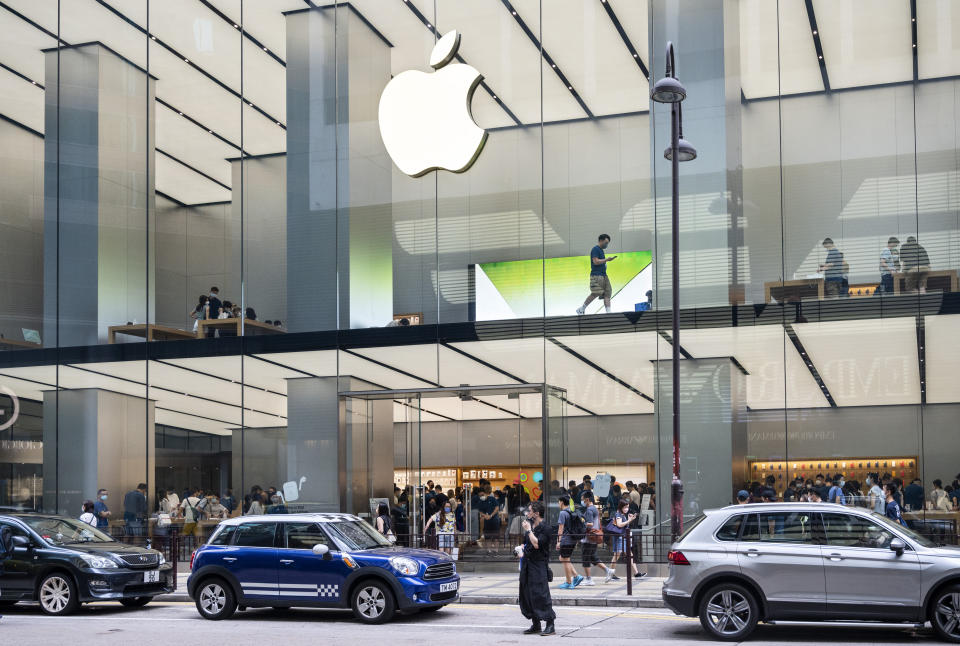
[233,521,278,547]
[822,512,896,549]
[756,511,819,544]
[544,385,568,529]
[284,522,332,550]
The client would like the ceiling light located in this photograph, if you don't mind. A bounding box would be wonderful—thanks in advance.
[551,64,556,68]
[248,102,253,107]
[184,58,189,62]
[813,30,817,35]
[208,129,212,133]
[568,86,572,90]
[276,121,281,126]
[32,80,36,84]
[178,112,183,115]
[263,47,268,51]
[233,23,238,28]
[512,11,517,15]
[912,43,917,48]
[150,36,156,40]
[818,55,823,60]
[634,54,638,58]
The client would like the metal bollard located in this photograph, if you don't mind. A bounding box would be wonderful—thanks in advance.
[626,528,632,596]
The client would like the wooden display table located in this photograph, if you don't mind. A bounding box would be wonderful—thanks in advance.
[0,338,41,351]
[197,318,285,337]
[108,323,198,343]
[893,269,958,294]
[764,278,823,303]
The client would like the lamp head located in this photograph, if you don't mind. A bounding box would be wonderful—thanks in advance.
[651,76,686,103]
[664,138,697,162]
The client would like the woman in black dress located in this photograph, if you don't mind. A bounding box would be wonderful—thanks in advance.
[518,500,555,635]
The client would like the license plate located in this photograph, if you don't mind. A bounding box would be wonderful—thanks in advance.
[143,570,159,583]
[439,582,457,593]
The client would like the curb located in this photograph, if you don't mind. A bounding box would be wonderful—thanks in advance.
[459,595,665,608]
[155,593,665,609]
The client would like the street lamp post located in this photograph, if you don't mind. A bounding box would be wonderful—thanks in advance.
[651,42,696,544]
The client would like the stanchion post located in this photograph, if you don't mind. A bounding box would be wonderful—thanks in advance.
[626,528,633,596]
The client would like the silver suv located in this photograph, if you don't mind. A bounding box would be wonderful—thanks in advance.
[662,502,960,641]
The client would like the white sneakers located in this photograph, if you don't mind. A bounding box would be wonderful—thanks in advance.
[575,306,586,315]
[581,577,596,586]
[603,569,615,583]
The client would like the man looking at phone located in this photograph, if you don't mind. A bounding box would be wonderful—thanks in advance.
[576,234,617,315]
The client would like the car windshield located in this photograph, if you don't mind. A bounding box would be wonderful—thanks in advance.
[870,512,938,547]
[325,520,392,551]
[20,517,115,545]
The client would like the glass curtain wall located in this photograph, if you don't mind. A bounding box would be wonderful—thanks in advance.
[1,0,959,562]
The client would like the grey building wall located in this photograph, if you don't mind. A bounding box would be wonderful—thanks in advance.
[42,388,154,516]
[42,44,156,346]
[0,120,44,341]
[154,196,232,329]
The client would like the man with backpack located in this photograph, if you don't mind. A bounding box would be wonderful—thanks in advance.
[579,491,615,585]
[555,494,583,589]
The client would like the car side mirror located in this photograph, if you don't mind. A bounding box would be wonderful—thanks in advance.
[889,537,906,556]
[312,543,329,557]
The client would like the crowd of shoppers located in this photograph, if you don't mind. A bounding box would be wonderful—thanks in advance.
[736,471,960,517]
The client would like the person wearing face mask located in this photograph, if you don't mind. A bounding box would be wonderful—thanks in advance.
[828,473,847,505]
[518,501,555,636]
[93,488,111,530]
[813,474,829,502]
[424,499,456,555]
[205,493,227,520]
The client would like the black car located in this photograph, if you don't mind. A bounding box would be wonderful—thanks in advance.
[0,513,174,615]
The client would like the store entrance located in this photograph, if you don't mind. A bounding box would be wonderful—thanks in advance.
[339,384,568,562]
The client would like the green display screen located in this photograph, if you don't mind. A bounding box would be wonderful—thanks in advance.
[475,250,653,319]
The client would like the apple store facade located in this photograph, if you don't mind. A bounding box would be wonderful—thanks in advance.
[1,1,960,562]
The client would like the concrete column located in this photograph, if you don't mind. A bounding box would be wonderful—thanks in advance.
[42,389,155,516]
[42,43,156,346]
[655,358,747,543]
[280,376,392,515]
[650,0,743,308]
[285,6,392,332]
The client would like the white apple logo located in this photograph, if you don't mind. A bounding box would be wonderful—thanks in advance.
[379,30,488,177]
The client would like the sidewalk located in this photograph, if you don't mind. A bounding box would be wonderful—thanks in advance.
[156,571,666,608]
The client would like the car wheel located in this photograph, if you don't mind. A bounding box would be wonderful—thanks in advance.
[195,578,237,621]
[698,582,758,641]
[38,573,80,616]
[930,585,960,643]
[351,580,395,624]
[120,596,153,608]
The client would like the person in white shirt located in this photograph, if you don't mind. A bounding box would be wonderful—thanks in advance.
[866,474,884,514]
[159,489,180,514]
[79,500,98,526]
[179,488,204,537]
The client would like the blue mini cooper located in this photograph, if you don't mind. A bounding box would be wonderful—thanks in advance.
[187,513,458,623]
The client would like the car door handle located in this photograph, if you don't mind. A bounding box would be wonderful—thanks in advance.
[827,553,844,561]
[280,559,294,565]
[744,549,761,557]
[222,557,237,562]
